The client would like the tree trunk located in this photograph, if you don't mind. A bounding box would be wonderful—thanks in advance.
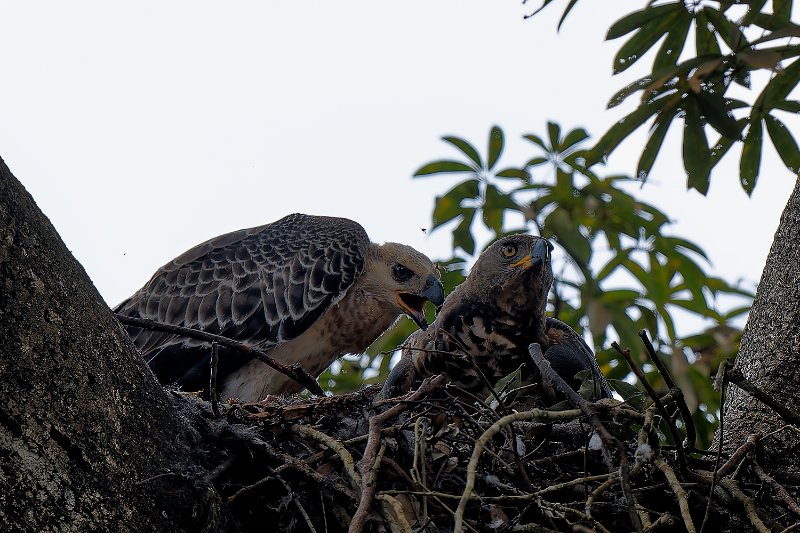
[0,157,231,531]
[717,178,800,474]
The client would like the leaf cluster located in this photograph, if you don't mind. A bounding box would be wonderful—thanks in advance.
[405,123,751,446]
[531,0,800,194]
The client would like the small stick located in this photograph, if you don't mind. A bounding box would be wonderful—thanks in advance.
[452,406,584,532]
[749,452,800,518]
[638,330,696,449]
[585,475,618,518]
[349,375,445,533]
[654,456,696,533]
[376,493,413,533]
[715,434,758,478]
[210,341,220,418]
[645,513,678,531]
[292,424,361,490]
[725,364,800,427]
[716,477,770,533]
[701,361,728,533]
[612,341,687,474]
[115,313,325,396]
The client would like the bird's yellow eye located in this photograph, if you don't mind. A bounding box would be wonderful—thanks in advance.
[501,244,517,258]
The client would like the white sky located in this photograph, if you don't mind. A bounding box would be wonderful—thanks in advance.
[1,1,797,316]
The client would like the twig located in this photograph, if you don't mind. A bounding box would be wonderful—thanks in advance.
[349,375,445,533]
[376,493,413,533]
[644,512,678,531]
[716,477,770,533]
[654,456,696,533]
[638,330,696,449]
[716,434,758,478]
[227,440,356,503]
[115,313,325,396]
[292,424,361,490]
[585,475,618,518]
[537,501,613,533]
[749,453,800,518]
[210,341,221,417]
[272,466,319,533]
[612,341,687,475]
[701,360,728,533]
[725,364,800,427]
[452,406,584,533]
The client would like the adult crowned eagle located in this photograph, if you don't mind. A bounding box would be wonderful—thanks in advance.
[115,213,444,401]
[384,234,611,401]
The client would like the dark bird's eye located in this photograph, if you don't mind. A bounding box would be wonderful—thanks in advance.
[392,264,414,281]
[500,244,517,258]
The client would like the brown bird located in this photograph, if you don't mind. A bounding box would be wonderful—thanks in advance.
[115,213,444,401]
[383,234,610,400]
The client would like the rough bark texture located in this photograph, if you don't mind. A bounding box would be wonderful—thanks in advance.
[0,157,231,532]
[718,178,800,474]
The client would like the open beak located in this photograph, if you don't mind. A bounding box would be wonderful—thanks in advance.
[510,238,551,270]
[396,275,444,330]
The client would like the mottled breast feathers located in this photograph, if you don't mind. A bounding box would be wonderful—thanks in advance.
[384,234,611,401]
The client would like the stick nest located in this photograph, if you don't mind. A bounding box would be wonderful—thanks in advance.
[169,340,800,533]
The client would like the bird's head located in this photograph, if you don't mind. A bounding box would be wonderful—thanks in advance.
[368,242,444,330]
[470,234,554,307]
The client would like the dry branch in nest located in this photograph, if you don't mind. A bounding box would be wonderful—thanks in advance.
[130,320,800,532]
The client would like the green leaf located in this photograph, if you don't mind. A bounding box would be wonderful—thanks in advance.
[607,57,705,109]
[523,133,547,150]
[432,179,480,229]
[764,114,800,173]
[547,121,562,149]
[596,251,632,281]
[724,306,750,320]
[653,9,692,71]
[453,209,476,255]
[607,2,683,40]
[695,10,721,56]
[588,96,668,165]
[740,117,763,195]
[414,160,476,177]
[556,0,580,31]
[613,9,685,74]
[442,136,483,168]
[487,126,504,170]
[708,130,739,170]
[562,127,590,150]
[703,7,748,51]
[525,156,550,167]
[683,96,712,195]
[638,107,678,182]
[543,207,591,265]
[774,0,793,25]
[495,167,530,181]
[669,298,719,320]
[741,0,768,27]
[489,365,524,406]
[695,91,743,140]
[760,58,800,107]
[608,379,646,411]
[772,100,800,113]
[482,184,518,235]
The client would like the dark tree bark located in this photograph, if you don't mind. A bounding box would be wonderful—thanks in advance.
[717,178,800,475]
[0,157,231,532]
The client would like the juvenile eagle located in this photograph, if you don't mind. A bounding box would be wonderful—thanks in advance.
[383,234,610,400]
[115,213,444,401]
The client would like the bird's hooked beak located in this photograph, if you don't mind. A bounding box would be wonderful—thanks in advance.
[396,274,445,330]
[510,238,551,270]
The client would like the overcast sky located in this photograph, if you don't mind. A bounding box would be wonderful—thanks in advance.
[1,1,797,318]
